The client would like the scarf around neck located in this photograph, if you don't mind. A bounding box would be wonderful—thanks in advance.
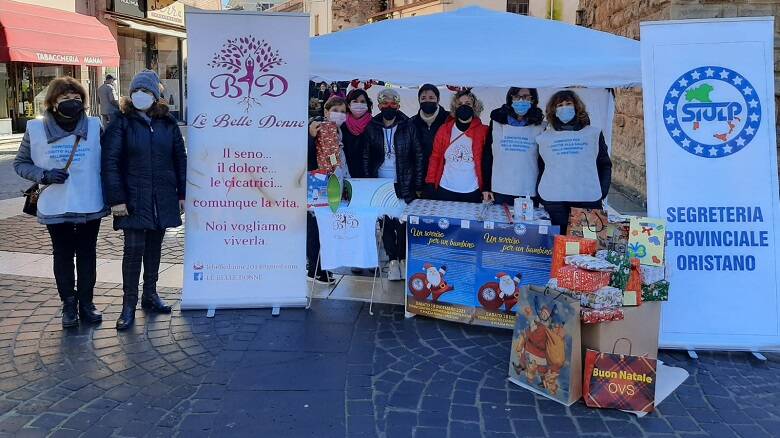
[419,107,440,127]
[346,113,372,136]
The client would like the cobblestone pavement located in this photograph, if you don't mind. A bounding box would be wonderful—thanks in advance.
[0,156,29,201]
[0,274,779,437]
[0,215,184,264]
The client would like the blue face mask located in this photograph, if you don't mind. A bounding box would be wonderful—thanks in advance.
[511,101,531,116]
[556,106,576,124]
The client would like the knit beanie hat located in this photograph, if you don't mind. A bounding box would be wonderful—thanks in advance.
[377,88,401,105]
[418,83,440,100]
[130,69,161,99]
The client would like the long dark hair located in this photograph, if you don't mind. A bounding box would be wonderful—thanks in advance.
[346,89,373,115]
[506,87,543,125]
[546,90,590,131]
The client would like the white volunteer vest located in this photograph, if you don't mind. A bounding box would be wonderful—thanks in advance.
[491,123,543,196]
[29,117,104,216]
[536,125,602,202]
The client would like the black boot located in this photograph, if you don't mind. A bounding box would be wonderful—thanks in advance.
[78,302,103,324]
[61,296,79,328]
[141,291,172,314]
[78,288,102,324]
[116,296,137,330]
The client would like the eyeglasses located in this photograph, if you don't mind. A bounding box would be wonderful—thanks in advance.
[379,102,400,110]
[513,95,534,102]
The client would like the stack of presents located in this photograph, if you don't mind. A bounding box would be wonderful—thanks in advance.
[508,208,671,413]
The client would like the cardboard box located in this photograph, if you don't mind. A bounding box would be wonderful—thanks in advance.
[581,302,661,359]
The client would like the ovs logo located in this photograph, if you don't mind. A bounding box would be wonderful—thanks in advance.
[664,66,760,158]
[207,36,288,111]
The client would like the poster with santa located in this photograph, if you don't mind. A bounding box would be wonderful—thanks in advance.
[406,215,558,329]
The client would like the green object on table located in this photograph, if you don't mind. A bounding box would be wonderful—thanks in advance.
[327,174,341,212]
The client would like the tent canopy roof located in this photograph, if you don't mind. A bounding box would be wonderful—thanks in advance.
[310,7,641,89]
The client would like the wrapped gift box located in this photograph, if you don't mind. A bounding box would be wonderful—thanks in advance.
[581,307,625,324]
[642,280,670,302]
[551,236,597,279]
[557,265,612,293]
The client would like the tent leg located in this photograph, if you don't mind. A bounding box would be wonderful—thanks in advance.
[206,305,216,318]
[687,350,698,360]
[751,351,767,361]
[369,266,379,316]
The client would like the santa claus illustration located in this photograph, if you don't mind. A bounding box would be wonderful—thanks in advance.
[424,263,447,290]
[497,272,522,311]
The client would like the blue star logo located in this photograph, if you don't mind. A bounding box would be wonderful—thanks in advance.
[664,66,761,158]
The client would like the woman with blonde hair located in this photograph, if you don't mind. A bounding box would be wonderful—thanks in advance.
[14,76,108,328]
[102,70,187,330]
[425,89,489,203]
[536,90,612,233]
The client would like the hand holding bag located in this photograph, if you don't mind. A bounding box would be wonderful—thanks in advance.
[23,136,81,216]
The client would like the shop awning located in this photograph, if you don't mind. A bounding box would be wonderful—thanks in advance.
[0,0,119,67]
[111,17,187,39]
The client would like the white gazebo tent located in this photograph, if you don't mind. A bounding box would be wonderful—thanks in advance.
[310,6,641,88]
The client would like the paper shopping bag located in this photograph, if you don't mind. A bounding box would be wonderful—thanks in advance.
[583,339,657,412]
[627,217,667,267]
[509,286,582,406]
[567,208,609,246]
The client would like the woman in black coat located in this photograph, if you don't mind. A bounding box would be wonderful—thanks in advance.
[361,88,423,281]
[101,70,187,330]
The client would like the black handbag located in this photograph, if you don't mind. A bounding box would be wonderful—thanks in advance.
[23,136,81,216]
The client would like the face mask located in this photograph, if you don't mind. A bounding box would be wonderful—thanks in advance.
[56,99,83,119]
[420,102,438,115]
[381,107,398,121]
[350,102,368,117]
[328,111,347,126]
[512,101,532,116]
[131,91,155,111]
[456,105,474,121]
[556,106,576,124]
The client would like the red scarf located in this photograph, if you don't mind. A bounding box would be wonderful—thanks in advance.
[345,113,372,136]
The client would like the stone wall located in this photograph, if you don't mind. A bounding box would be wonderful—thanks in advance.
[578,0,780,204]
[331,0,384,31]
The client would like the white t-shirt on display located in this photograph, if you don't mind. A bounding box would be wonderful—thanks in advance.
[377,126,397,181]
[440,128,479,193]
[315,207,380,270]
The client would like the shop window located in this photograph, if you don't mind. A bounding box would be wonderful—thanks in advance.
[508,0,529,15]
[118,28,148,100]
[149,34,183,121]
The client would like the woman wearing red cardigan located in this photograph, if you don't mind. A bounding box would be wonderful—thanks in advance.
[425,89,489,203]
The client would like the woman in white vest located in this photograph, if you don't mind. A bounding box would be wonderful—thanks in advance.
[482,87,545,206]
[536,90,612,234]
[13,77,108,329]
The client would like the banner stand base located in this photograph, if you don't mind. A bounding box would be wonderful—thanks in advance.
[206,305,216,318]
[687,350,698,360]
[272,307,280,317]
[752,352,767,361]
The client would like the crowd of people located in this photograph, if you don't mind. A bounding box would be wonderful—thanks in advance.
[14,71,187,331]
[307,83,612,284]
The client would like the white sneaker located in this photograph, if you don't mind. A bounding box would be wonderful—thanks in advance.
[400,260,407,279]
[387,260,403,281]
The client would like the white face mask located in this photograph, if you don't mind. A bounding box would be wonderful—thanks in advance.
[350,102,368,117]
[328,111,347,126]
[131,91,155,111]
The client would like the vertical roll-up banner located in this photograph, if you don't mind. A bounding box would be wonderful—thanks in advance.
[182,10,309,309]
[641,17,780,350]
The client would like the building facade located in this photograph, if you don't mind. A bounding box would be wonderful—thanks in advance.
[370,0,578,23]
[0,0,220,134]
[577,0,780,202]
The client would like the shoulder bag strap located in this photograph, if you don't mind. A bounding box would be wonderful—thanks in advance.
[62,136,81,171]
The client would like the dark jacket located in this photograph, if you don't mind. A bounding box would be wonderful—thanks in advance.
[482,105,544,193]
[341,125,365,177]
[101,110,187,230]
[537,120,612,205]
[362,112,423,203]
[410,106,449,180]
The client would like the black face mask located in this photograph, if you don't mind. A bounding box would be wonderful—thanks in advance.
[381,108,398,121]
[456,105,474,121]
[420,102,438,115]
[56,99,84,119]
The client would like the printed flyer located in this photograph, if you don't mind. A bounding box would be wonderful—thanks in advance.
[405,215,559,329]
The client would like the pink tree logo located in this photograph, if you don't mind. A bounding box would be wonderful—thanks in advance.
[207,36,289,111]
